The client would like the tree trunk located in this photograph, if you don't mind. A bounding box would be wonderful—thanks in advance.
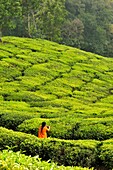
[0,29,2,42]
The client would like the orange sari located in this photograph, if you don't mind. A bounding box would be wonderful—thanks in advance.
[38,126,49,138]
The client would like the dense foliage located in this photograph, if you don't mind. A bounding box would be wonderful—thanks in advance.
[0,127,113,169]
[1,0,113,57]
[0,36,113,169]
[0,150,94,170]
[0,127,99,168]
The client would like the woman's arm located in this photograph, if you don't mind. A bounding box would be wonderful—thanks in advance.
[47,126,50,131]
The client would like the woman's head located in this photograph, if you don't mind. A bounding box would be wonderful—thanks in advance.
[41,122,46,132]
[42,122,46,127]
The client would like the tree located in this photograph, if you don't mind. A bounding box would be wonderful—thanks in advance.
[21,0,40,37]
[36,0,66,42]
[0,0,22,38]
[65,0,84,19]
[65,0,113,57]
[79,0,113,56]
[61,18,84,48]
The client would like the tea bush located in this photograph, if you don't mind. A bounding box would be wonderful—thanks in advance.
[3,57,31,70]
[1,36,113,169]
[17,117,74,138]
[24,64,56,79]
[0,111,39,130]
[41,78,72,97]
[0,127,98,168]
[0,41,23,55]
[0,50,12,59]
[0,61,21,82]
[33,107,67,118]
[19,76,49,90]
[0,150,94,170]
[17,116,113,140]
[0,101,31,112]
[99,139,113,170]
[1,36,113,116]
[17,118,50,136]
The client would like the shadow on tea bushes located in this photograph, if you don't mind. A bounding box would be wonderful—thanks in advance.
[0,150,94,170]
[0,127,98,168]
[0,112,39,130]
[17,117,113,141]
[17,117,74,139]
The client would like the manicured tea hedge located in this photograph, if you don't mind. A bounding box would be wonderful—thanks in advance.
[1,36,113,170]
[0,127,98,168]
[0,112,39,130]
[1,127,113,169]
[0,150,94,170]
[17,117,74,138]
[99,139,113,169]
[17,117,113,140]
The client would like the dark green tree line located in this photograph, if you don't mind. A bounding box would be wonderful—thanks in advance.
[0,0,22,38]
[1,0,113,57]
[64,0,113,57]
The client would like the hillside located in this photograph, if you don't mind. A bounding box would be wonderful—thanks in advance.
[0,36,113,169]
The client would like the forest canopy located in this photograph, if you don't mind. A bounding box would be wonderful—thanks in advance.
[0,0,113,57]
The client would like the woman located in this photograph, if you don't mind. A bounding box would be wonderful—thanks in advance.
[38,122,50,138]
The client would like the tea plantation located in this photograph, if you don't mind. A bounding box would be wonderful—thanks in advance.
[0,36,113,169]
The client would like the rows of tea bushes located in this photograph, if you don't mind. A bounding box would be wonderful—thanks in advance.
[0,127,98,168]
[1,37,113,107]
[1,101,113,141]
[1,110,113,141]
[0,150,94,170]
[1,127,113,169]
[0,112,39,130]
[1,37,113,169]
[3,115,113,141]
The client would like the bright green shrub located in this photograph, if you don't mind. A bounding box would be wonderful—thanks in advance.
[17,117,74,139]
[19,76,49,89]
[62,77,84,89]
[0,61,21,82]
[71,118,113,141]
[0,101,35,117]
[0,150,94,170]
[73,90,98,103]
[5,91,43,102]
[0,127,98,168]
[17,116,113,141]
[0,95,3,101]
[59,48,88,65]
[92,60,109,72]
[100,109,113,117]
[99,139,113,170]
[17,118,49,136]
[29,98,74,110]
[73,124,113,140]
[0,42,23,55]
[0,82,20,100]
[16,54,39,64]
[101,95,113,104]
[40,79,72,98]
[42,98,73,109]
[29,52,52,63]
[3,58,31,70]
[0,50,12,59]
[43,60,71,73]
[0,150,56,170]
[32,107,67,118]
[24,64,57,79]
[4,90,57,103]
[0,112,39,130]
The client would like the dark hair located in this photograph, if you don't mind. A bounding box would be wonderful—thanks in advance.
[41,122,46,132]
